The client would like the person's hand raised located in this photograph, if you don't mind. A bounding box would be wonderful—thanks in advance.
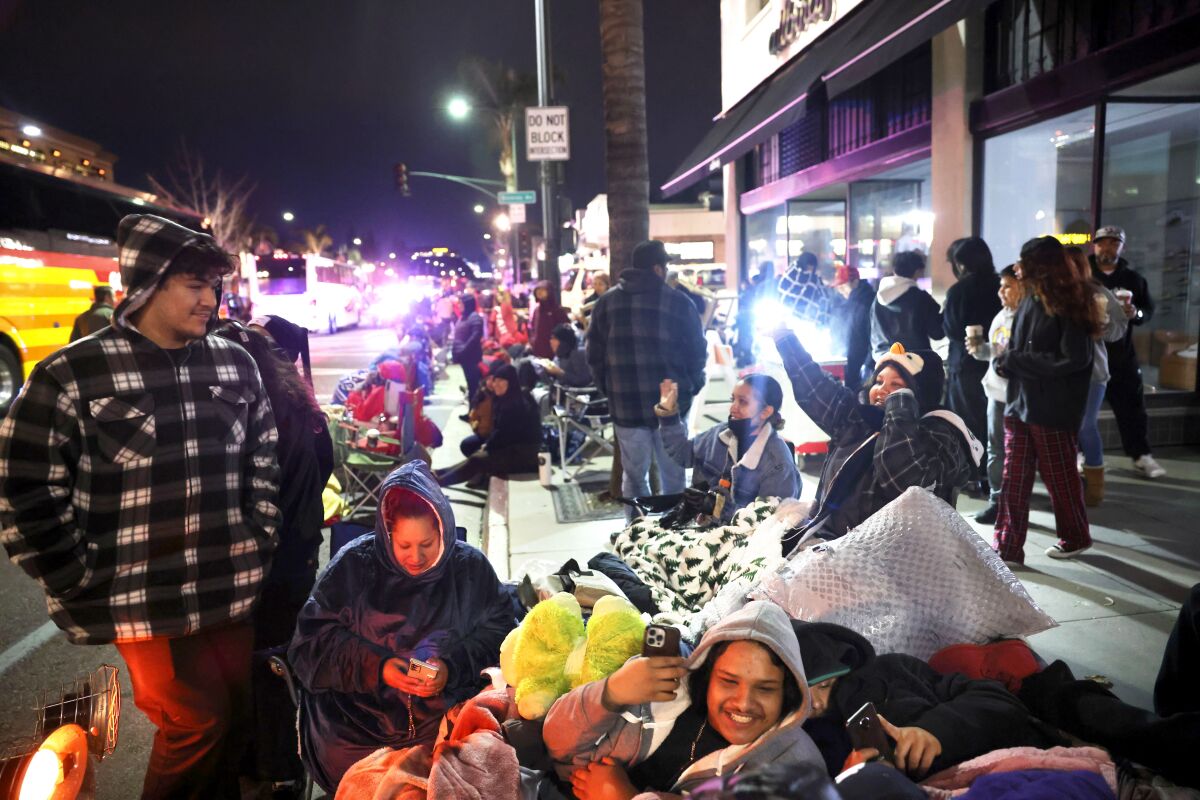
[602,656,688,708]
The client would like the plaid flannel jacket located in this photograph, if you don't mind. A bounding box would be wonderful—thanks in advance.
[0,214,280,644]
[585,269,707,428]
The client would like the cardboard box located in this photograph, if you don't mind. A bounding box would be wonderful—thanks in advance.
[1159,350,1197,391]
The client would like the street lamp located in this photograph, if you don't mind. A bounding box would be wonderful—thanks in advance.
[493,213,512,233]
[388,252,397,260]
[21,124,41,137]
[473,204,485,214]
[352,237,362,246]
[282,211,295,222]
[483,233,492,240]
[447,96,472,120]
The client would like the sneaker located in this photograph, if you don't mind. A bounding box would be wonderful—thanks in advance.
[973,503,998,525]
[1045,542,1092,559]
[1133,454,1166,479]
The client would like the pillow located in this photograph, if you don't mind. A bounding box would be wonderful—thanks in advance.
[752,487,1055,660]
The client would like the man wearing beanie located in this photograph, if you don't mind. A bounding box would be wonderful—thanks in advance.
[770,326,981,552]
[0,214,281,799]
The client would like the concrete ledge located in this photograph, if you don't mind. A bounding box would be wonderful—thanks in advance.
[482,476,510,581]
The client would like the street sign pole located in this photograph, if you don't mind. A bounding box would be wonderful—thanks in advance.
[534,0,560,296]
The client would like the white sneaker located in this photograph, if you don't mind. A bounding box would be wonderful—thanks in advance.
[1133,454,1167,479]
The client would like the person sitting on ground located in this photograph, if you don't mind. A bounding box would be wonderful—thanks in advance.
[770,325,982,552]
[871,251,945,357]
[538,322,592,387]
[544,601,824,800]
[288,461,516,793]
[463,358,506,457]
[656,373,801,522]
[435,363,541,488]
[793,621,1062,783]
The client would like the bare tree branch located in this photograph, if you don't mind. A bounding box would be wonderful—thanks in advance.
[147,140,258,253]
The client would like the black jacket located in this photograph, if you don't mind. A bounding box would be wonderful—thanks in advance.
[271,394,334,577]
[943,271,1001,371]
[832,282,875,388]
[870,277,944,357]
[793,622,1060,776]
[1089,256,1153,369]
[486,391,542,453]
[997,296,1093,431]
[451,311,484,368]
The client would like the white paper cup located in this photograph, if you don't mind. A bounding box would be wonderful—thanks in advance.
[538,452,552,487]
[966,324,984,344]
[1115,288,1133,304]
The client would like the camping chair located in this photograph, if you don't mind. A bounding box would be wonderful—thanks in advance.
[334,386,420,524]
[266,653,315,800]
[551,383,614,482]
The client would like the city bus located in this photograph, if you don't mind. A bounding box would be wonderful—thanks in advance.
[0,158,203,414]
[251,253,364,334]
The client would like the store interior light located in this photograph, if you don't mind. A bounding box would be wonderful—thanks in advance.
[51,149,61,158]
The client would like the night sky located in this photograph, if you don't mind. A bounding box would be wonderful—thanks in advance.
[0,1,720,262]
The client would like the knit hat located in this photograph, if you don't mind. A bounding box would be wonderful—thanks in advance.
[790,621,872,685]
[872,343,944,411]
[249,314,312,385]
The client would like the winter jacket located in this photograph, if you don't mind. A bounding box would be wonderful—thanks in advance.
[1089,256,1153,369]
[773,331,979,549]
[553,347,593,388]
[792,622,1061,776]
[289,462,515,792]
[0,214,281,644]
[943,270,1002,372]
[973,306,1017,404]
[530,282,570,359]
[996,296,1093,432]
[870,276,945,357]
[451,311,484,368]
[777,267,832,328]
[832,281,875,388]
[543,601,824,796]
[485,389,542,454]
[586,268,708,428]
[658,414,800,521]
[69,301,114,341]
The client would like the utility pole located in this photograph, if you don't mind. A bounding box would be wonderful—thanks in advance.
[535,0,560,296]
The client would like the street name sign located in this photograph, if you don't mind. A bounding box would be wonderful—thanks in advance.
[526,106,570,161]
[498,190,536,204]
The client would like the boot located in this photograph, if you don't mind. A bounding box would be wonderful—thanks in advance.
[1083,465,1105,507]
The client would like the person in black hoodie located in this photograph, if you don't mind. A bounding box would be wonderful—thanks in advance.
[942,238,1002,494]
[216,317,333,796]
[793,621,1061,781]
[870,251,945,358]
[435,363,541,488]
[829,264,875,389]
[452,293,485,411]
[993,236,1100,564]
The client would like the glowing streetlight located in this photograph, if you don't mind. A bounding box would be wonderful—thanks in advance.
[282,211,295,222]
[21,124,42,137]
[447,96,472,120]
[352,237,362,246]
[388,252,397,260]
[483,233,492,240]
[493,213,512,232]
[473,204,485,214]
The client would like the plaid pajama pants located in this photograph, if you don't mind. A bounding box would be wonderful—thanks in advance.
[994,416,1092,562]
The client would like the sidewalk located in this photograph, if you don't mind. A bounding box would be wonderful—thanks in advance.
[485,372,1198,712]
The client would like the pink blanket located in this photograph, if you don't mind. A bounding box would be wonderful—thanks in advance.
[920,746,1118,798]
[336,690,521,800]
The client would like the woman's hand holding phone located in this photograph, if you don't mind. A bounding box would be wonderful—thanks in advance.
[382,656,449,697]
[602,656,688,708]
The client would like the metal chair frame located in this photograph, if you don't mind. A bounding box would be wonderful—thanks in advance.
[551,383,614,482]
[333,384,421,524]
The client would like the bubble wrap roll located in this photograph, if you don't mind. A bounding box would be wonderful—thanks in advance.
[752,487,1055,660]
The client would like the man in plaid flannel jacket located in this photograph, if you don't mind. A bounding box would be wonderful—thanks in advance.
[586,240,708,511]
[0,214,280,799]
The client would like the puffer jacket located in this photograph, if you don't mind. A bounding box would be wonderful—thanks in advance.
[543,601,824,797]
[289,461,516,791]
[773,331,980,552]
[0,214,280,644]
[658,414,801,521]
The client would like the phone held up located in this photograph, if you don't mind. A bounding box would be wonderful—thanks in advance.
[846,701,895,765]
[642,624,682,658]
[408,657,440,682]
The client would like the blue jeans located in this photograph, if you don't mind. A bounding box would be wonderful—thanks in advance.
[1078,381,1107,467]
[614,424,686,521]
[987,399,1006,505]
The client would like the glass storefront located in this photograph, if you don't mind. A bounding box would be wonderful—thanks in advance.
[848,162,933,281]
[743,200,846,285]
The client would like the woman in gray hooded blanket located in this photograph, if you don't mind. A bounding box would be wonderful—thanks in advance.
[543,601,824,799]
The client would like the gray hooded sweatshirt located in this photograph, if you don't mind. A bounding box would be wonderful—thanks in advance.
[543,601,823,796]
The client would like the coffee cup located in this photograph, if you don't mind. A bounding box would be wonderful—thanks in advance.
[1115,288,1133,306]
[538,452,552,487]
[966,324,984,345]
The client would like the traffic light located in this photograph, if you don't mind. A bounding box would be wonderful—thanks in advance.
[394,163,410,196]
[518,228,532,262]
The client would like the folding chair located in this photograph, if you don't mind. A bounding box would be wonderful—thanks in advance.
[334,387,420,524]
[551,383,614,482]
[266,653,315,800]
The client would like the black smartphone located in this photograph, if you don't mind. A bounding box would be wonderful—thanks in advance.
[642,624,682,658]
[845,701,894,764]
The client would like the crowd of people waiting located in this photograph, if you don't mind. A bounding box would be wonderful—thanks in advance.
[0,213,1194,800]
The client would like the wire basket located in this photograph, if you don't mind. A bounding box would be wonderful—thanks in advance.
[34,664,120,760]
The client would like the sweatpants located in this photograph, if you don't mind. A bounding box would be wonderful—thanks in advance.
[1103,358,1152,459]
[993,416,1091,563]
[986,399,1005,505]
[116,622,254,800]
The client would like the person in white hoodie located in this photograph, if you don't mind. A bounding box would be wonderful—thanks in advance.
[967,265,1024,524]
[870,250,945,358]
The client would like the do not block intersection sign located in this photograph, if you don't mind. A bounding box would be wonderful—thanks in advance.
[526,106,570,162]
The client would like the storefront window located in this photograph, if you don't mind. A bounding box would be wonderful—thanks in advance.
[743,203,786,284]
[981,108,1095,266]
[848,160,932,280]
[1101,101,1200,392]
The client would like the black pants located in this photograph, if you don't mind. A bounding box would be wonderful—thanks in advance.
[461,360,483,409]
[947,363,989,479]
[460,433,485,457]
[1103,358,1152,458]
[437,444,539,486]
[1156,582,1200,717]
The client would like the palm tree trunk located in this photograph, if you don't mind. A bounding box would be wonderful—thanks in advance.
[599,0,650,499]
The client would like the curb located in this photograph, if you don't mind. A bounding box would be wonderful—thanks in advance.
[481,476,510,581]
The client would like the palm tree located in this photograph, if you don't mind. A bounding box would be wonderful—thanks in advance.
[599,0,650,495]
[296,225,333,257]
[459,58,539,191]
[599,0,650,285]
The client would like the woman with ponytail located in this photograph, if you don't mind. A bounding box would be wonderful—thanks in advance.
[993,236,1101,564]
[655,373,801,521]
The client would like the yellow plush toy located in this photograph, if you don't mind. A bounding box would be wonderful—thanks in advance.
[500,592,646,720]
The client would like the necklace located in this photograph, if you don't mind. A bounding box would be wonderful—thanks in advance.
[689,717,708,763]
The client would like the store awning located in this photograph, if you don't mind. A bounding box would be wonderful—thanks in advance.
[662,0,992,196]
